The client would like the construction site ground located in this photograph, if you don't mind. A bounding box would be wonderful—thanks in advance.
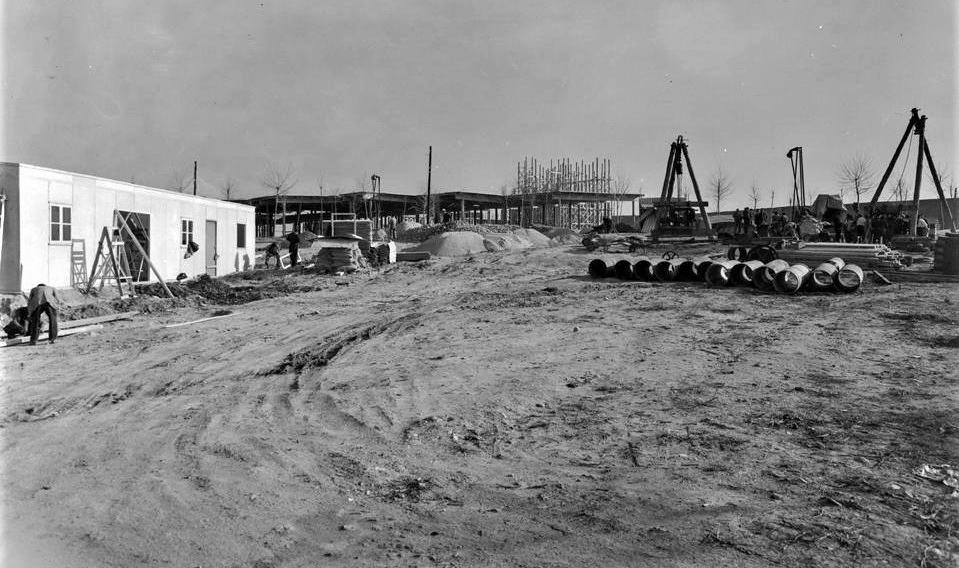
[2,243,957,567]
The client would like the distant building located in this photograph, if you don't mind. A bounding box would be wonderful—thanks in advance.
[0,163,255,294]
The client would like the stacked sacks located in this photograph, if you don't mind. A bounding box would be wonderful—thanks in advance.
[313,242,362,273]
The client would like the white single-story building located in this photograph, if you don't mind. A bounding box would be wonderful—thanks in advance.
[0,163,255,295]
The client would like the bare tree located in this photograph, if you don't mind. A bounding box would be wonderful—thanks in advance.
[710,167,733,212]
[261,162,298,235]
[610,175,632,217]
[837,155,875,206]
[748,181,761,210]
[169,169,190,193]
[221,177,237,201]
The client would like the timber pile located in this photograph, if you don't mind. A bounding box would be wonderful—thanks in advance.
[776,242,903,269]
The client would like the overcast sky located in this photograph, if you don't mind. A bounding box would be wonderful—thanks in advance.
[2,0,955,208]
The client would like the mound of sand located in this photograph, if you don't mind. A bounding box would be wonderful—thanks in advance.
[407,231,488,257]
[513,228,551,246]
[545,228,583,245]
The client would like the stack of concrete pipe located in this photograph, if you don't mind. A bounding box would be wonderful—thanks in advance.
[587,256,863,293]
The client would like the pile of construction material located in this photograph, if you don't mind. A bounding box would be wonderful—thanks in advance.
[588,255,864,294]
[773,242,904,270]
[933,232,959,274]
[312,242,363,273]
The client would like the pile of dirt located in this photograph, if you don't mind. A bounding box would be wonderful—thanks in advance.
[545,228,584,246]
[406,231,488,257]
[59,303,117,321]
[513,228,551,246]
[136,275,280,305]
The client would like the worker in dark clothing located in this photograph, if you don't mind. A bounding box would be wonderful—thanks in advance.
[3,307,30,339]
[264,242,281,268]
[27,283,60,345]
[285,231,301,267]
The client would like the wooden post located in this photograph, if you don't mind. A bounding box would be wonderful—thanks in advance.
[911,116,927,235]
[193,160,197,196]
[115,212,174,298]
[426,146,432,224]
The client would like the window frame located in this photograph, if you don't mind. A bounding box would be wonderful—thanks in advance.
[49,204,73,244]
[181,218,195,247]
[236,223,247,248]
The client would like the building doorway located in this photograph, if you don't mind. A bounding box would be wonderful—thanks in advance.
[116,210,150,282]
[205,220,217,276]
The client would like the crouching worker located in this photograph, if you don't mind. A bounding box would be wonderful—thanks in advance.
[264,242,282,268]
[28,283,60,345]
[3,307,30,339]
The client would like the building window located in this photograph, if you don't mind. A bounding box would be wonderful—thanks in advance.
[181,219,194,246]
[50,205,72,242]
[236,223,247,248]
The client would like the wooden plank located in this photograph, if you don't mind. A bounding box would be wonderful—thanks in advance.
[60,311,138,330]
[878,270,959,283]
[2,324,104,348]
[162,312,235,328]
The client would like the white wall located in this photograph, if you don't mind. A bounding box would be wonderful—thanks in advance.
[11,164,255,293]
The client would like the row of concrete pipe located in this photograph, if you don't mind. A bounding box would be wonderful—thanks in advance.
[588,256,864,294]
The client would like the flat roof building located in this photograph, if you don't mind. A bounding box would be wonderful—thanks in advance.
[0,163,255,295]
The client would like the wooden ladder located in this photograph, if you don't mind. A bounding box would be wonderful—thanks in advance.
[70,239,87,289]
[86,227,136,298]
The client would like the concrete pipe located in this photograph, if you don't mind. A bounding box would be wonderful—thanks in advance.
[633,257,654,281]
[677,259,701,281]
[614,259,636,280]
[654,258,687,282]
[588,259,613,278]
[835,264,864,293]
[731,260,765,286]
[695,258,714,281]
[773,263,811,294]
[810,258,846,289]
[754,259,791,292]
[705,260,740,287]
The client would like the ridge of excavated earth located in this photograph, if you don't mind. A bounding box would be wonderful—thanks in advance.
[2,245,957,568]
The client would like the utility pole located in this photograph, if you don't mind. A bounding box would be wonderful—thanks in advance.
[426,146,433,224]
[193,161,197,196]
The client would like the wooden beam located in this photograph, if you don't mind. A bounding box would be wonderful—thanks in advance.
[2,324,104,347]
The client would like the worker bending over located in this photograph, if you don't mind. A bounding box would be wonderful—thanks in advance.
[27,283,60,345]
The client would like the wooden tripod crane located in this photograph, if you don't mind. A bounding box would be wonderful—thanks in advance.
[868,108,956,235]
[658,136,713,237]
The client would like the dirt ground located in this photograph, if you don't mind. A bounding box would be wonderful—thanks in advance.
[2,243,957,568]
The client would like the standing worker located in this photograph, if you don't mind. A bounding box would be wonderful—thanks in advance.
[27,283,60,345]
[285,230,301,268]
[732,209,743,235]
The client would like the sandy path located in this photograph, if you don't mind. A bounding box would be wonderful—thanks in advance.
[2,245,957,567]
